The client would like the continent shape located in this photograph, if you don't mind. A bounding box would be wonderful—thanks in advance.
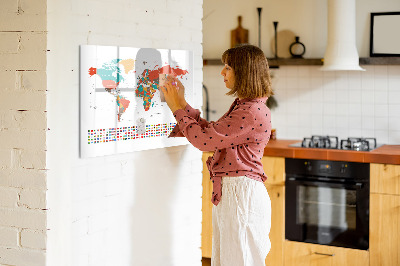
[96,59,124,90]
[116,95,130,121]
[119,59,135,74]
[135,65,189,111]
[135,69,158,111]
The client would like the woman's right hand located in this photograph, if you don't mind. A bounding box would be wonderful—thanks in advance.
[168,76,187,108]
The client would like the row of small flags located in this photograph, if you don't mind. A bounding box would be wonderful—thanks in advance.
[87,123,176,144]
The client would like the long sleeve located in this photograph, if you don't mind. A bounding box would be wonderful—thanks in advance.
[168,103,210,137]
[172,105,257,152]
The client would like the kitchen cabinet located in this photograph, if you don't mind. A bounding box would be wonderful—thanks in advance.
[370,163,400,266]
[370,193,400,266]
[201,154,286,266]
[264,184,284,266]
[261,156,285,266]
[260,141,400,266]
[370,163,400,195]
[284,241,369,266]
[261,156,285,186]
[201,152,213,258]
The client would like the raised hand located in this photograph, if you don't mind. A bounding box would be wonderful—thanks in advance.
[160,77,185,113]
[168,76,187,108]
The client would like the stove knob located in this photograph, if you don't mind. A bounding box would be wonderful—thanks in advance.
[305,162,312,171]
[340,164,347,174]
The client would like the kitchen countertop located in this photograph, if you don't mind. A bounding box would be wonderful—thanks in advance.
[263,139,400,165]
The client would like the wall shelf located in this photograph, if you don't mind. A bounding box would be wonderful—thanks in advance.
[203,57,400,67]
[203,58,323,67]
[359,57,400,65]
[268,58,323,67]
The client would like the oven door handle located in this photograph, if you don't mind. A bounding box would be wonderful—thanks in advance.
[287,177,364,189]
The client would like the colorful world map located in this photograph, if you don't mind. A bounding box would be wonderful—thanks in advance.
[88,59,188,121]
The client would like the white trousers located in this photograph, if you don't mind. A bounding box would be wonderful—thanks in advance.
[212,176,271,266]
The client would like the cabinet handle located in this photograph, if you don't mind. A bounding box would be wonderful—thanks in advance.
[314,252,335,257]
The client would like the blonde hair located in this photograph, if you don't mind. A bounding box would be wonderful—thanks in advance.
[221,45,273,99]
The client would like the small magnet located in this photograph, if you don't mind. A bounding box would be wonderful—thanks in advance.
[137,117,146,134]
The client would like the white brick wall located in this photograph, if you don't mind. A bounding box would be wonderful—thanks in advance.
[0,227,19,247]
[21,229,47,250]
[0,0,48,265]
[0,169,47,189]
[0,187,19,208]
[46,1,203,266]
[0,208,46,230]
[2,0,203,264]
[0,247,46,266]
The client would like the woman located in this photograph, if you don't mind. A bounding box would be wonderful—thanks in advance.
[161,44,273,266]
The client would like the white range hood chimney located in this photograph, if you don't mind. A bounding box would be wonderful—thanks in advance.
[320,0,365,71]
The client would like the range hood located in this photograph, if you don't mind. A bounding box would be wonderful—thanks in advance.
[320,0,365,71]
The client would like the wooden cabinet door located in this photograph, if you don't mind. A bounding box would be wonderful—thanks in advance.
[201,152,213,258]
[262,156,285,186]
[284,241,369,266]
[370,193,400,266]
[370,163,400,195]
[262,157,285,265]
[264,184,284,266]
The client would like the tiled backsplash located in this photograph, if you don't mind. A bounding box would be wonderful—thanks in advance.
[203,65,400,144]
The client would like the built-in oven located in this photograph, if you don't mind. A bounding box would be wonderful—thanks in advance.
[285,158,370,250]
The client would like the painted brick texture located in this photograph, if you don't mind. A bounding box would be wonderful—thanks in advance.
[0,227,19,247]
[46,0,204,265]
[21,229,47,250]
[0,0,203,265]
[0,0,48,265]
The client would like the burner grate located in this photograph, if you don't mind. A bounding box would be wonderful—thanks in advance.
[301,135,339,149]
[340,137,377,151]
[296,136,378,151]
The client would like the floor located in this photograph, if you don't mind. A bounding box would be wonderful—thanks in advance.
[202,257,211,266]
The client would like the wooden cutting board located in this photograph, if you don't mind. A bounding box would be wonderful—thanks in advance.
[231,16,249,48]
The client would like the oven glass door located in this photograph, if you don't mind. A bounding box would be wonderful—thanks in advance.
[286,179,369,250]
[298,185,356,230]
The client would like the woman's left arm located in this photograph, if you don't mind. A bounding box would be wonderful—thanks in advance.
[162,77,211,138]
[172,106,262,152]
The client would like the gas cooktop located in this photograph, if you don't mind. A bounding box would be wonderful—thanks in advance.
[289,135,382,151]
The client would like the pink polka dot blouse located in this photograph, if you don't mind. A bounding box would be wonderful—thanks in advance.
[169,97,271,206]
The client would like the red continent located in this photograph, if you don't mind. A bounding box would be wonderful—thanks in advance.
[146,65,188,82]
[88,67,97,76]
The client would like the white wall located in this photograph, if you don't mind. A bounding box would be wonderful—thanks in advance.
[46,0,203,266]
[0,0,48,265]
[203,0,400,145]
[204,0,326,59]
[271,65,400,144]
